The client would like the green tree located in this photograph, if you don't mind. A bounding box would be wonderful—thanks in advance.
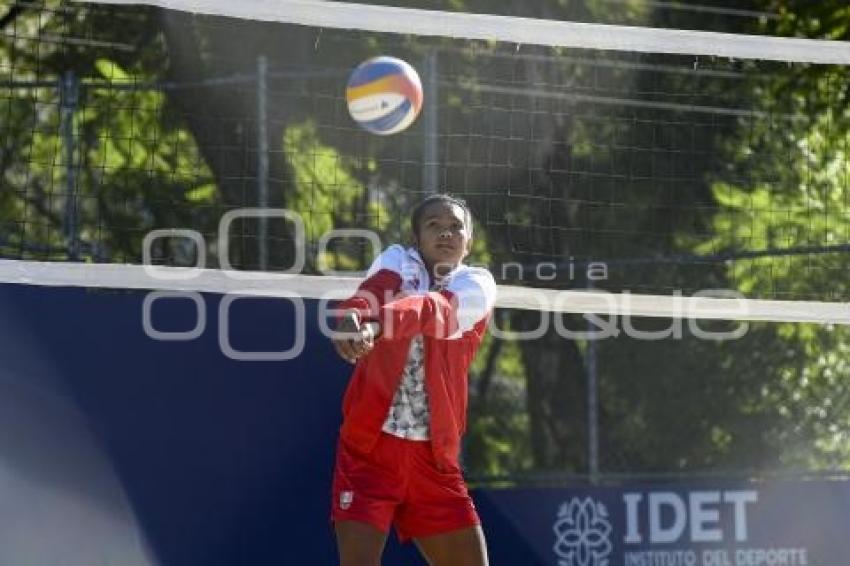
[687,0,850,470]
[3,0,849,479]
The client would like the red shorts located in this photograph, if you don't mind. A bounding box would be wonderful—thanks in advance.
[331,431,479,542]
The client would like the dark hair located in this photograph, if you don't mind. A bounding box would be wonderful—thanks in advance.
[409,194,473,238]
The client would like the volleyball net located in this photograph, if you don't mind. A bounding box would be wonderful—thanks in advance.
[2,0,849,481]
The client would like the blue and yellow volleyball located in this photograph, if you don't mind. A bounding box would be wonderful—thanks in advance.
[346,56,423,135]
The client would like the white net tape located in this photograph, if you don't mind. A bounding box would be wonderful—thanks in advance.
[2,259,849,324]
[71,0,850,65]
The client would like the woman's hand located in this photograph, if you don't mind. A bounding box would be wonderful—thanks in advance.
[332,311,377,364]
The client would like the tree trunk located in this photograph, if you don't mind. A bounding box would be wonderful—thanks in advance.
[159,9,297,271]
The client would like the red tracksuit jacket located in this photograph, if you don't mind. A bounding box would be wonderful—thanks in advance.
[336,245,497,471]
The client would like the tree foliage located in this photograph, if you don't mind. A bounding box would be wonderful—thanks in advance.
[1,0,848,478]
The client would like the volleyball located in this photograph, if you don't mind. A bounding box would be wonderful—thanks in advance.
[346,56,423,135]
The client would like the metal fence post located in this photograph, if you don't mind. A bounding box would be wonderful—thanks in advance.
[256,54,269,270]
[60,70,80,260]
[422,50,439,194]
[587,278,599,481]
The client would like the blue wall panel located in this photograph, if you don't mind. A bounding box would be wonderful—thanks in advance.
[1,282,847,565]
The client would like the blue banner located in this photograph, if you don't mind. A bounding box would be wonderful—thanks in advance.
[476,481,849,565]
[1,281,848,565]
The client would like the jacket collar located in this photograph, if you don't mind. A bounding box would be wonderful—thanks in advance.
[405,246,464,288]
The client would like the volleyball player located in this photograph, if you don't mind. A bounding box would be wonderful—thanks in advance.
[331,194,497,566]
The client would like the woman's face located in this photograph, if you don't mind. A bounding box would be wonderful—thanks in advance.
[413,201,472,276]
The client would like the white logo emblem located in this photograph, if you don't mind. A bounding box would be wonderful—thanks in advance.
[553,497,613,566]
[339,490,354,510]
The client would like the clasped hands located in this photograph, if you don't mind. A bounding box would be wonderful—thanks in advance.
[332,310,380,364]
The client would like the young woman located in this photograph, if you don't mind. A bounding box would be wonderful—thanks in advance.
[330,194,497,566]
